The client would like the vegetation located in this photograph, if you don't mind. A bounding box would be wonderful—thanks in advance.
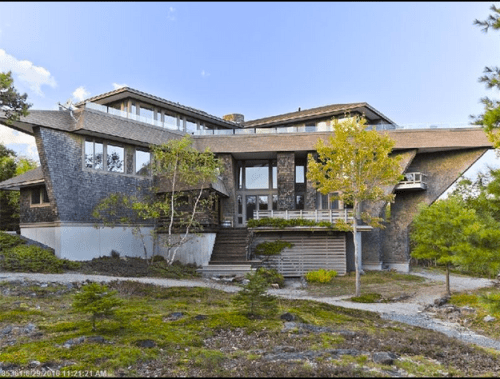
[93,135,223,265]
[254,267,285,288]
[0,232,80,273]
[232,269,277,317]
[1,279,499,376]
[307,116,403,297]
[350,292,383,303]
[247,216,348,230]
[471,5,500,147]
[254,240,293,256]
[0,143,38,231]
[0,71,31,125]
[305,269,338,284]
[72,282,123,331]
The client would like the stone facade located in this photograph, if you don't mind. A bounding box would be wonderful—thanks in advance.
[277,152,295,210]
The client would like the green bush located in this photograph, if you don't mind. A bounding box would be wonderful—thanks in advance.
[232,269,277,318]
[72,282,123,331]
[350,292,383,303]
[0,232,26,250]
[256,267,285,288]
[305,269,337,284]
[254,240,294,256]
[0,244,80,273]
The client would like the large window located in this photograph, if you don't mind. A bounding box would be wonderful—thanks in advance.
[85,140,104,170]
[84,139,123,174]
[107,144,124,173]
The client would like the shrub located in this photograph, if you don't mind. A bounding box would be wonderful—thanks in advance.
[72,282,123,331]
[232,269,277,317]
[305,269,337,284]
[256,267,285,288]
[0,244,80,273]
[254,240,293,256]
[350,292,383,303]
[0,232,25,251]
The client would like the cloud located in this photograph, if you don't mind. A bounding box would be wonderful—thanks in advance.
[0,125,38,161]
[72,86,90,102]
[0,49,56,97]
[201,70,210,78]
[167,6,176,21]
[112,83,127,90]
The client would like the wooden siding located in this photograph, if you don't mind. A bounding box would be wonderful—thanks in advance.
[251,232,346,277]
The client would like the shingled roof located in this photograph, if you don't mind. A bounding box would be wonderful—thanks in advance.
[0,167,44,190]
[243,102,396,128]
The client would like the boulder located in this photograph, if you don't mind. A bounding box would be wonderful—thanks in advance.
[372,352,398,365]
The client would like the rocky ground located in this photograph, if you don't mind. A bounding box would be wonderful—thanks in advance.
[1,263,500,377]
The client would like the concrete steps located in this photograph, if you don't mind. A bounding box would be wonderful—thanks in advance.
[198,264,255,277]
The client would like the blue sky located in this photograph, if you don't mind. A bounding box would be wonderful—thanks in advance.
[1,2,500,186]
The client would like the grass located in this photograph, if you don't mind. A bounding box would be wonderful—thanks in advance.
[305,270,428,299]
[1,274,500,376]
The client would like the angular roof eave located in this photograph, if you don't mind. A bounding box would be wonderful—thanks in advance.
[0,167,44,191]
[243,102,396,128]
[75,87,240,129]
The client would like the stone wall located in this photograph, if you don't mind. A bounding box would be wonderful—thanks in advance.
[218,154,236,224]
[277,152,295,210]
[32,127,153,224]
[382,148,488,267]
[19,188,57,224]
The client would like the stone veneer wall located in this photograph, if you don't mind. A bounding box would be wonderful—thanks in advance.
[305,153,317,210]
[381,148,488,267]
[361,149,417,268]
[19,188,57,224]
[31,126,153,224]
[217,154,236,224]
[277,152,295,210]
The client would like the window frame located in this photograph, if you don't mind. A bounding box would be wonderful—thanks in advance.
[30,186,50,208]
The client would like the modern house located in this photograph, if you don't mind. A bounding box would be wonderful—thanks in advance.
[0,87,492,276]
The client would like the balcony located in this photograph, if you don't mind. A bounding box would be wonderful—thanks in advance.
[395,172,427,191]
[253,209,353,223]
[83,102,480,136]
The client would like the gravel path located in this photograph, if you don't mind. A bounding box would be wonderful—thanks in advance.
[1,269,499,351]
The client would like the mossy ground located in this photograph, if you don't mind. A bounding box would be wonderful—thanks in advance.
[1,280,500,377]
[305,270,428,299]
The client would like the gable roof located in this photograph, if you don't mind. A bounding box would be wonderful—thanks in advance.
[243,102,396,128]
[0,167,44,190]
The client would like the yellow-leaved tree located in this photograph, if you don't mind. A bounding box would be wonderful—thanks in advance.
[307,116,402,297]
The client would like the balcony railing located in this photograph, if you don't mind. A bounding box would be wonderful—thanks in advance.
[253,209,353,223]
[84,101,481,136]
[395,172,427,191]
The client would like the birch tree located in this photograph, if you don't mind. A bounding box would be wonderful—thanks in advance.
[307,116,402,297]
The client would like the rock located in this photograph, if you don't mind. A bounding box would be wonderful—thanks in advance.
[372,352,398,365]
[1,326,13,335]
[271,283,280,289]
[62,337,85,348]
[86,335,106,344]
[434,296,450,307]
[24,323,36,333]
[461,306,476,314]
[194,314,208,321]
[28,360,41,368]
[484,315,496,322]
[242,279,250,285]
[280,312,296,322]
[164,312,184,321]
[40,283,48,288]
[136,339,156,348]
[66,283,74,290]
[233,275,246,283]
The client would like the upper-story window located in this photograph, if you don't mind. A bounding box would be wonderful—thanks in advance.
[136,149,151,176]
[237,160,277,190]
[85,139,124,173]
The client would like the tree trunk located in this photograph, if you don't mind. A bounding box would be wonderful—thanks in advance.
[446,262,451,296]
[353,202,361,297]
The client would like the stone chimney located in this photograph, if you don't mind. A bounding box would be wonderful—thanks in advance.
[223,113,244,124]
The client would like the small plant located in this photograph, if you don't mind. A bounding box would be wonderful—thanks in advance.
[72,282,123,331]
[350,292,383,303]
[232,269,277,318]
[255,267,285,288]
[305,269,337,284]
[0,232,25,250]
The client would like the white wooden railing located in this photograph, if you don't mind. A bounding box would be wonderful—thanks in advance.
[253,209,353,223]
